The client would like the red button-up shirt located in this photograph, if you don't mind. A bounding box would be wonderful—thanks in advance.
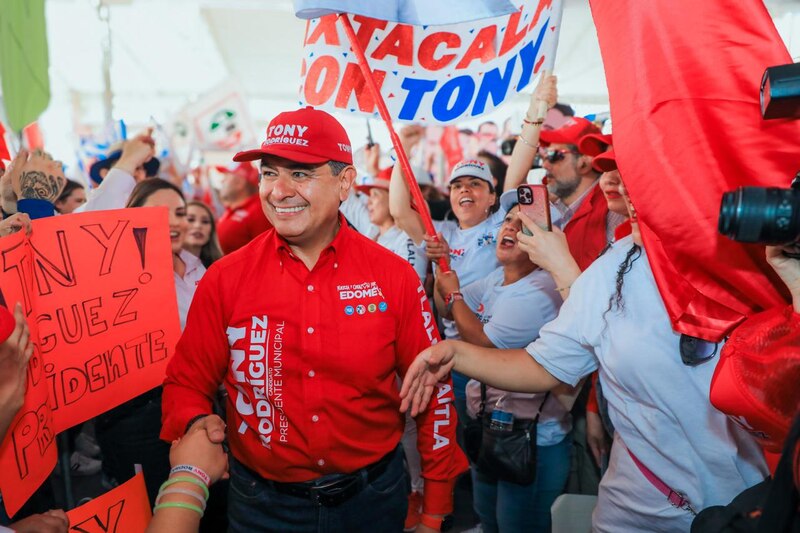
[216,194,272,254]
[162,215,467,514]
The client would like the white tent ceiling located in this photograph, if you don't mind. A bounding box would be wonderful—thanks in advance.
[28,0,800,170]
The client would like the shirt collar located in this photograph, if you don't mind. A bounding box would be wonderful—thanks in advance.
[273,212,350,262]
[552,181,598,226]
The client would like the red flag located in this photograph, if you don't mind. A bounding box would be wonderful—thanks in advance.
[0,121,10,161]
[440,126,463,174]
[589,0,798,341]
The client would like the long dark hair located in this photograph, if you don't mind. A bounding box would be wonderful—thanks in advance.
[187,201,223,268]
[125,178,185,208]
[603,244,642,319]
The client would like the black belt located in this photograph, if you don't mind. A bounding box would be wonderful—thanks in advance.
[260,448,397,507]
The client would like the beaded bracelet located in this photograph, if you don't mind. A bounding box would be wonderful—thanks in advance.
[170,464,210,486]
[154,501,204,518]
[555,285,572,292]
[160,476,210,500]
[156,488,207,511]
[522,117,544,127]
[517,134,537,149]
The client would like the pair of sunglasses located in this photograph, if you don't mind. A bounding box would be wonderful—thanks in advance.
[538,148,578,164]
[679,335,719,366]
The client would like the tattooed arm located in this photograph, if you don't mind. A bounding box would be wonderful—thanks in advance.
[10,152,66,219]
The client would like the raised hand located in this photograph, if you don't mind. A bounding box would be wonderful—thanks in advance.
[12,151,66,203]
[114,129,156,181]
[399,124,425,154]
[527,73,558,119]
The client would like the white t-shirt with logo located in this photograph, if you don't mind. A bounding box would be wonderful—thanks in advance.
[434,208,505,339]
[526,235,767,530]
[462,266,570,446]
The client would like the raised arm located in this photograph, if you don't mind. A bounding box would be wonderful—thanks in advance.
[389,125,427,245]
[435,271,494,348]
[503,74,558,193]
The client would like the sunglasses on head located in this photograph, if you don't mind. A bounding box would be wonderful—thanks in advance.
[538,148,578,164]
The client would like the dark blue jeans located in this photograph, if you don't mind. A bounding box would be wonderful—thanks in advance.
[228,447,408,533]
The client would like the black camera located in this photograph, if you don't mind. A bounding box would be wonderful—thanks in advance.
[718,177,800,245]
[717,62,800,245]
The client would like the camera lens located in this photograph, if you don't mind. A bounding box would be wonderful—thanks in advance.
[718,186,800,244]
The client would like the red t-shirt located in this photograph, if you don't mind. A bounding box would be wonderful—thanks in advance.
[162,215,467,514]
[217,194,272,254]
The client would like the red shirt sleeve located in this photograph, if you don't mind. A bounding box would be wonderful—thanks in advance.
[161,264,231,440]
[586,372,599,414]
[394,268,469,516]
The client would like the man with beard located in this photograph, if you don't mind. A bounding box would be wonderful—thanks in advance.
[538,117,609,271]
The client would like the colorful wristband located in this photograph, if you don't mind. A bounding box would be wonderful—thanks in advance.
[160,476,210,500]
[170,464,210,486]
[156,488,207,510]
[153,501,204,518]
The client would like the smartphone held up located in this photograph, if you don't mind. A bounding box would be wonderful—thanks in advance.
[518,184,552,235]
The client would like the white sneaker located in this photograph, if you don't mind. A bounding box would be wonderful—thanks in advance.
[70,451,102,476]
[75,432,101,458]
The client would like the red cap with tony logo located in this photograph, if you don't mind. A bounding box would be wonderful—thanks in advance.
[233,107,353,165]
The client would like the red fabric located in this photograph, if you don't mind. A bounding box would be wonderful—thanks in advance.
[589,0,797,341]
[586,372,599,414]
[710,304,800,453]
[440,126,463,175]
[162,215,467,514]
[563,185,610,271]
[216,194,273,254]
[0,121,9,162]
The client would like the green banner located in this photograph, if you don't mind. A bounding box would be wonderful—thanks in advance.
[0,0,50,132]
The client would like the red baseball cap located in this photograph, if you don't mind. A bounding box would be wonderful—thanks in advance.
[233,107,353,165]
[215,162,259,187]
[593,149,618,173]
[579,133,613,157]
[710,305,800,452]
[539,117,601,150]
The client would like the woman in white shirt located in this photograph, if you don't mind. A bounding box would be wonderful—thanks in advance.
[401,181,768,532]
[436,191,569,532]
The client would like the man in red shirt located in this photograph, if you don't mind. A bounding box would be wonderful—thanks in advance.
[162,107,467,533]
[216,161,272,254]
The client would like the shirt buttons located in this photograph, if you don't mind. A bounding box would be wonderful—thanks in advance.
[333,263,338,269]
[317,459,325,466]
[308,370,315,378]
[311,415,319,423]
[307,284,314,292]
[307,327,314,334]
